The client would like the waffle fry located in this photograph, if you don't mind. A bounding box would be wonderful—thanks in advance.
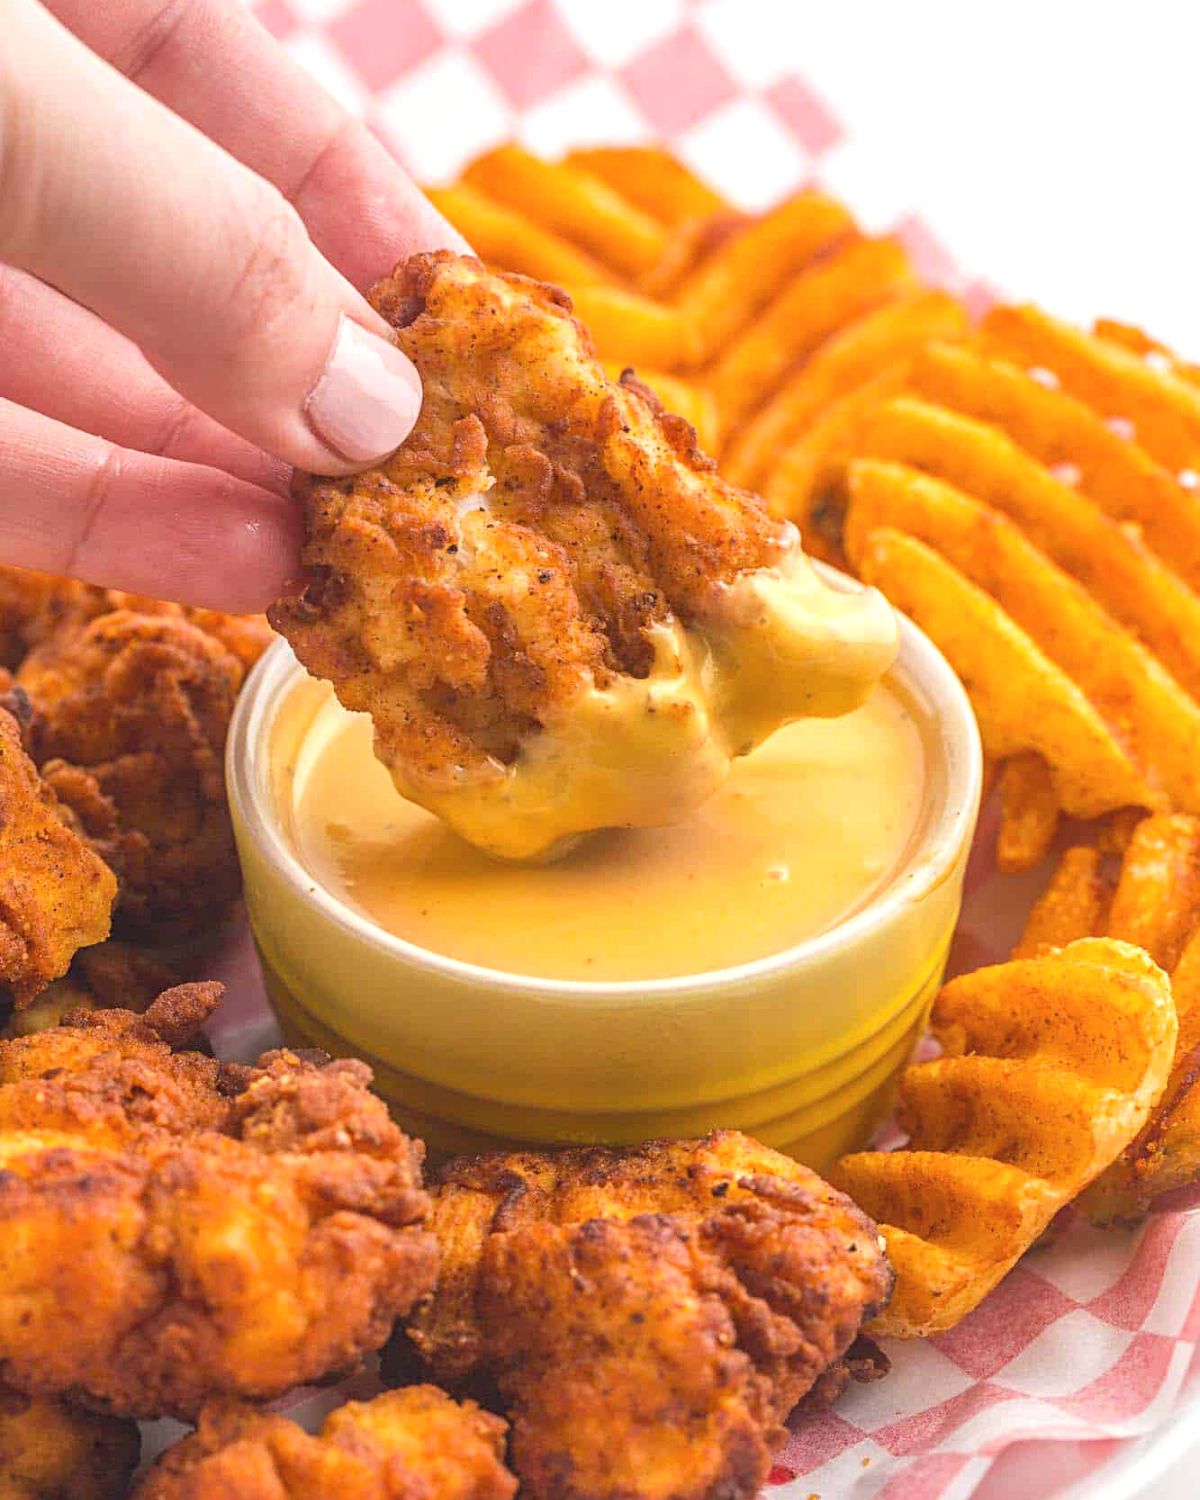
[1013,816,1200,1220]
[1093,317,1200,387]
[722,290,970,490]
[709,236,916,437]
[997,755,1059,874]
[980,304,1200,475]
[843,459,1200,818]
[854,528,1154,820]
[834,938,1177,1337]
[1011,846,1109,959]
[564,146,727,226]
[426,184,610,288]
[906,341,1200,590]
[464,144,669,278]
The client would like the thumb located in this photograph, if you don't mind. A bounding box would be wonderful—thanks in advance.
[1,0,422,475]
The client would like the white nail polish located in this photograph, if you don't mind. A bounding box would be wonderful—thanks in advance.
[306,316,423,463]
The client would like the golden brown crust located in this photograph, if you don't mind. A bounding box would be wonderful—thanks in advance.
[135,1386,516,1500]
[0,1384,139,1500]
[0,989,436,1420]
[0,565,272,676]
[403,1130,890,1500]
[18,612,244,941]
[271,252,792,788]
[0,704,116,1005]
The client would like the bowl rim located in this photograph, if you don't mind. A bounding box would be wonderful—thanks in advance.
[228,575,983,1003]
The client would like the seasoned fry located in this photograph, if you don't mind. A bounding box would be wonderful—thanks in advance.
[674,190,857,367]
[855,530,1153,818]
[1105,813,1200,971]
[709,237,915,436]
[722,290,969,488]
[761,370,909,556]
[843,459,1200,814]
[844,396,1200,698]
[565,146,727,227]
[427,183,610,287]
[464,145,668,279]
[997,754,1059,874]
[834,939,1177,1336]
[1012,846,1108,959]
[569,281,702,366]
[906,341,1200,590]
[981,304,1200,475]
[1094,317,1200,386]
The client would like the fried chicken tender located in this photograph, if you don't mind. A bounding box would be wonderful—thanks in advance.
[17,611,245,940]
[0,565,272,675]
[402,1131,891,1500]
[0,1385,138,1500]
[0,699,115,1006]
[135,1386,515,1500]
[0,986,437,1419]
[5,941,184,1037]
[271,252,896,860]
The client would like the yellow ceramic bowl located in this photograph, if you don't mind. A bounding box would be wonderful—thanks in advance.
[228,604,981,1172]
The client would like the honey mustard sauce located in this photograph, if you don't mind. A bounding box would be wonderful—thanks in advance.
[287,679,925,983]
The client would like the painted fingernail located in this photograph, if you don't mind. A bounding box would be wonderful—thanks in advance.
[306,316,422,463]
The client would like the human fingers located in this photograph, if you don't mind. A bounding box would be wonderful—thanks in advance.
[0,264,289,495]
[44,0,469,290]
[0,398,302,613]
[2,0,422,475]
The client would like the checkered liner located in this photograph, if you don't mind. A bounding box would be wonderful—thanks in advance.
[220,1,1200,1494]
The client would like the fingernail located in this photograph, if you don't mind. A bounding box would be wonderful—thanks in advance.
[306,316,422,463]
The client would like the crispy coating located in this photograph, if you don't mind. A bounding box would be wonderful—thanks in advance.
[0,1385,138,1500]
[271,252,894,858]
[135,1386,515,1500]
[5,941,184,1037]
[0,702,115,1005]
[0,566,272,675]
[18,611,244,941]
[403,1130,891,1500]
[0,987,437,1420]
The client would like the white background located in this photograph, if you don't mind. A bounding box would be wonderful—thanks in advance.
[729,0,1200,351]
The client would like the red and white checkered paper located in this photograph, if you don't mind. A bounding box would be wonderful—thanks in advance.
[214,3,1200,1494]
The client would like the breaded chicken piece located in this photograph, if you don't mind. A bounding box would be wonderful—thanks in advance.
[0,986,437,1420]
[0,1385,138,1500]
[5,940,184,1037]
[0,565,272,674]
[135,1386,515,1500]
[0,699,115,1005]
[402,1131,892,1500]
[18,611,245,941]
[271,252,896,859]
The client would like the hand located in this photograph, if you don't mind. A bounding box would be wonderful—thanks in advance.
[0,0,467,611]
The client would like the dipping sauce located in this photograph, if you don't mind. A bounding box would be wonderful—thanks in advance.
[284,682,925,983]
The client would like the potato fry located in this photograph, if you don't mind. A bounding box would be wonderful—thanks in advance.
[846,397,1200,698]
[761,369,909,553]
[602,362,720,452]
[567,282,702,367]
[835,939,1177,1336]
[844,461,1195,812]
[722,291,970,489]
[425,183,610,288]
[1105,813,1200,970]
[463,144,668,278]
[1012,846,1109,959]
[673,191,857,367]
[997,754,1059,874]
[1093,318,1200,387]
[907,341,1200,590]
[564,147,727,226]
[855,529,1153,818]
[709,238,916,435]
[638,211,748,298]
[981,304,1200,475]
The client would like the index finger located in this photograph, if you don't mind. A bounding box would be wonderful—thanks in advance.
[46,0,468,291]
